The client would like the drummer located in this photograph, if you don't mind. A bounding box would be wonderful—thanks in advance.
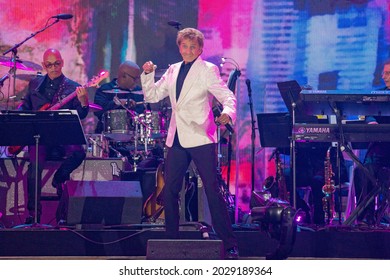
[93,60,145,133]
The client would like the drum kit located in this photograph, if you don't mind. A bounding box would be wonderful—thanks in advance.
[88,90,170,171]
[0,56,43,94]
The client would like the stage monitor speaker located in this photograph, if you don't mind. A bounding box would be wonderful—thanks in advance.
[146,239,224,260]
[66,180,142,225]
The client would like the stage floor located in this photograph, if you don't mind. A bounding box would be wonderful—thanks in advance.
[0,223,389,259]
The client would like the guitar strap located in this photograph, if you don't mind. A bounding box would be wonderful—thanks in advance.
[50,76,68,106]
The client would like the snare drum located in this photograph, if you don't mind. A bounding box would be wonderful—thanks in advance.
[102,109,134,142]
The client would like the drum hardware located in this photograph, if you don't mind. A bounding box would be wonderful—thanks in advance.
[87,136,108,158]
[0,73,9,87]
[132,114,153,171]
[88,103,103,112]
[102,88,131,94]
[0,56,43,71]
[89,135,132,166]
[113,96,152,171]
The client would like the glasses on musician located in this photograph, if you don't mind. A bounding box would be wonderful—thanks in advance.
[44,61,62,69]
[123,72,140,80]
[382,71,390,76]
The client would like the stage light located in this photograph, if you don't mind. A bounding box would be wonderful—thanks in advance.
[249,191,297,259]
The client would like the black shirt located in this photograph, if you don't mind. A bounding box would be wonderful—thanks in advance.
[173,59,196,146]
[43,74,65,105]
[176,59,196,100]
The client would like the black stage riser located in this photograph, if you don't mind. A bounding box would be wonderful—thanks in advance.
[0,230,389,259]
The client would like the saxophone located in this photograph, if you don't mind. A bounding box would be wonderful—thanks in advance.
[275,149,289,202]
[322,147,335,224]
[262,149,289,202]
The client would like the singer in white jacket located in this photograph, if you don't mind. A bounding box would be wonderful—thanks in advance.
[141,28,238,259]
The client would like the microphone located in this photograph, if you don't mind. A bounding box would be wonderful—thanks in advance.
[0,74,9,87]
[220,57,240,69]
[167,20,182,30]
[51,14,73,20]
[246,79,252,97]
[212,106,234,134]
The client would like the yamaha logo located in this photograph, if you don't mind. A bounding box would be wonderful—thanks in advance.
[305,127,330,134]
[296,126,330,134]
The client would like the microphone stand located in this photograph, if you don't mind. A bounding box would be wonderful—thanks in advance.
[3,17,61,110]
[246,80,256,193]
[287,91,297,209]
[3,18,60,56]
[225,67,241,191]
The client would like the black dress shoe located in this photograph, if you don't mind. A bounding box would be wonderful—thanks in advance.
[225,247,239,260]
[25,215,40,224]
[57,219,67,226]
[24,216,34,224]
[52,179,63,197]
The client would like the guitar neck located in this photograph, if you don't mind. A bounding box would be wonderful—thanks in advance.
[48,91,77,111]
[46,70,109,111]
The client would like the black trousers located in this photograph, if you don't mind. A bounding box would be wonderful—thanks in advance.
[163,143,237,249]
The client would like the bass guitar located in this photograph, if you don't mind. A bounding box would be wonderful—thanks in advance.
[8,70,109,155]
[143,162,165,223]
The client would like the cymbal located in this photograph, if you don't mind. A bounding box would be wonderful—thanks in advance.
[102,88,131,94]
[88,103,103,112]
[15,73,42,81]
[0,56,42,71]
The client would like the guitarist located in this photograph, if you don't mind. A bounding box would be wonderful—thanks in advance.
[19,48,89,225]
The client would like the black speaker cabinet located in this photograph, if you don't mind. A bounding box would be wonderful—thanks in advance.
[146,239,224,260]
[66,180,142,225]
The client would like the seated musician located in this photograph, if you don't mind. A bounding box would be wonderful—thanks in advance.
[352,59,390,225]
[93,60,145,134]
[18,49,89,224]
[93,60,164,163]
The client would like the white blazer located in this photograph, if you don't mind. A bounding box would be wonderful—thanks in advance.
[141,56,236,148]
